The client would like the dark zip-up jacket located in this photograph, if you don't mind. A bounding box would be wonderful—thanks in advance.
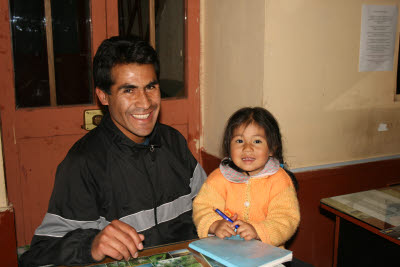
[19,112,207,266]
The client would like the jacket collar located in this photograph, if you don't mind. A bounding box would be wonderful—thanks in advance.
[99,111,161,148]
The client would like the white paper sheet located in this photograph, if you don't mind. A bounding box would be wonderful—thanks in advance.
[359,5,398,72]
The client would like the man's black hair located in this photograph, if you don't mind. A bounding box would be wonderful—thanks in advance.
[93,35,160,94]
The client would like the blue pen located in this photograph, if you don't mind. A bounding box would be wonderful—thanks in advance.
[215,208,239,229]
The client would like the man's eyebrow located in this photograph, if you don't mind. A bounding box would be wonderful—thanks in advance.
[116,79,159,91]
[146,79,159,88]
[116,84,137,91]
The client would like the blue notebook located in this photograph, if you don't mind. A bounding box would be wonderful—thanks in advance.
[189,237,292,267]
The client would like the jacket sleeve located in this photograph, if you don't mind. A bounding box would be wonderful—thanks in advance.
[19,148,104,266]
[192,170,227,238]
[19,229,100,267]
[164,125,207,200]
[250,184,300,246]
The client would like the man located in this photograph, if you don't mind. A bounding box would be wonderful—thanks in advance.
[20,35,206,266]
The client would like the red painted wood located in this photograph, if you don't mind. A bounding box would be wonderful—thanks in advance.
[18,135,84,242]
[15,106,96,138]
[0,209,18,267]
[0,0,23,248]
[185,0,201,161]
[200,150,222,175]
[106,0,119,37]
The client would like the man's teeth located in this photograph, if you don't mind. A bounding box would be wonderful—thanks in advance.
[132,113,150,119]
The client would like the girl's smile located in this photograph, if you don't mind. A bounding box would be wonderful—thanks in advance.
[241,157,256,162]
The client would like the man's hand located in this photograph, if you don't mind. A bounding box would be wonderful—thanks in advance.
[91,220,145,262]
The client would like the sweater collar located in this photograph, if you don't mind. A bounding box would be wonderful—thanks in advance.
[219,157,280,183]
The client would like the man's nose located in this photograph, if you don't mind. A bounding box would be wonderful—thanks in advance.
[135,89,151,109]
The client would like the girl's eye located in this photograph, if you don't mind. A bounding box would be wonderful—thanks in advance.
[235,139,243,143]
[254,140,262,144]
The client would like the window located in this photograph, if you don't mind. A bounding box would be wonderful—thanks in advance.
[118,0,185,98]
[10,0,93,108]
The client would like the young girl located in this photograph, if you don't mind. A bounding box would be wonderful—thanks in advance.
[193,107,300,247]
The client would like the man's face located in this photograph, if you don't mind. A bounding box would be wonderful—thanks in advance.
[96,63,161,143]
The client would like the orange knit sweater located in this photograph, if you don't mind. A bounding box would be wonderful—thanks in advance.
[193,167,300,247]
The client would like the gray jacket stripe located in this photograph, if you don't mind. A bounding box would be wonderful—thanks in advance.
[34,164,207,236]
[34,213,109,237]
[157,194,192,225]
[121,193,193,232]
[190,163,207,198]
[119,209,155,232]
[122,164,206,232]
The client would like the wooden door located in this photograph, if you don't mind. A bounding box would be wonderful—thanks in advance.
[0,0,200,246]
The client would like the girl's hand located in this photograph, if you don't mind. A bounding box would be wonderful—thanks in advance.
[233,220,259,241]
[209,219,237,239]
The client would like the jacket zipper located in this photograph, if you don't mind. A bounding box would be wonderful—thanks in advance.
[149,145,156,161]
[146,145,158,226]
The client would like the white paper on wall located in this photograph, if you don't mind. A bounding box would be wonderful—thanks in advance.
[359,5,398,72]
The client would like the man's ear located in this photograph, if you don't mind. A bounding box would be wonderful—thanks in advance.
[96,88,109,106]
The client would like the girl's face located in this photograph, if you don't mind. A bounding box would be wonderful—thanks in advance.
[230,122,272,176]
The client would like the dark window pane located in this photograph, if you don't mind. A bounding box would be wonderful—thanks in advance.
[10,0,93,108]
[118,0,185,99]
[118,0,149,41]
[52,0,92,105]
[10,0,50,107]
[156,0,185,98]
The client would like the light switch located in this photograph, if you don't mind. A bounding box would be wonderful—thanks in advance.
[83,109,103,131]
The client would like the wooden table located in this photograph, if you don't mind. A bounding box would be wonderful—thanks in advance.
[320,185,400,267]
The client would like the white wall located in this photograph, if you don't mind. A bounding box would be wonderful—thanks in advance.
[201,0,400,168]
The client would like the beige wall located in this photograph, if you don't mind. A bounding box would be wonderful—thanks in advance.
[200,0,265,155]
[201,0,400,168]
[0,128,8,209]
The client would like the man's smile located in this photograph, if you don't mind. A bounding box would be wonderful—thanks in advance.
[131,113,151,119]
